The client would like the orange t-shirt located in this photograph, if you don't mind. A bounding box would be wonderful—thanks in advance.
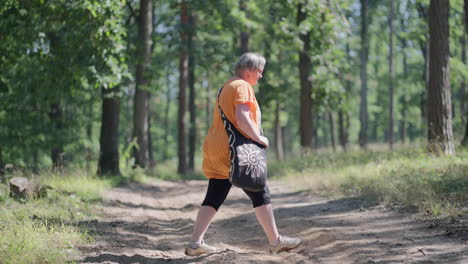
[202,78,261,179]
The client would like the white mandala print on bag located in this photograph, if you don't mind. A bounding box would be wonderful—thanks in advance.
[237,144,266,178]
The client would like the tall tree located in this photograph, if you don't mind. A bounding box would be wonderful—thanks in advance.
[188,10,197,172]
[274,101,284,160]
[359,0,369,149]
[417,3,429,121]
[239,0,249,54]
[48,32,65,171]
[338,43,351,152]
[297,2,314,150]
[163,72,172,161]
[49,102,64,171]
[461,25,466,127]
[98,87,121,176]
[148,101,156,168]
[399,15,409,144]
[388,0,394,149]
[132,0,153,168]
[178,0,189,174]
[427,0,455,154]
[462,0,468,147]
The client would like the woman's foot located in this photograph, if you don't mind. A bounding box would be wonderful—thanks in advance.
[268,235,302,254]
[184,241,217,256]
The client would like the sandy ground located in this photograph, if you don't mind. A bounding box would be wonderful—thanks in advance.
[78,179,467,264]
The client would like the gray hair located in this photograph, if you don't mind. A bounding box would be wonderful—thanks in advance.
[233,52,266,76]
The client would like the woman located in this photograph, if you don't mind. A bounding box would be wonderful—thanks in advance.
[185,52,301,256]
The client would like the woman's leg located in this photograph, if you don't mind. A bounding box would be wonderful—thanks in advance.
[191,206,217,242]
[190,179,232,243]
[243,186,279,244]
[254,204,280,244]
[244,186,302,253]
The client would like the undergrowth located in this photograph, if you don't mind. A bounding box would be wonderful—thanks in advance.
[0,171,118,264]
[270,146,468,217]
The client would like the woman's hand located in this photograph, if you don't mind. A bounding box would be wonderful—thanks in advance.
[258,136,269,148]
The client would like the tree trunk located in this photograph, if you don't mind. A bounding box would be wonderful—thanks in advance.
[427,0,455,155]
[148,97,156,168]
[338,43,351,152]
[239,0,249,54]
[98,87,121,176]
[178,1,189,174]
[163,73,171,161]
[49,103,64,172]
[313,114,319,149]
[359,0,369,149]
[206,79,212,132]
[86,103,93,172]
[274,101,284,160]
[31,150,39,174]
[328,112,336,152]
[400,17,408,144]
[388,0,394,149]
[417,3,429,121]
[188,11,197,172]
[338,110,348,151]
[462,0,468,147]
[132,0,153,168]
[0,146,4,179]
[297,3,314,150]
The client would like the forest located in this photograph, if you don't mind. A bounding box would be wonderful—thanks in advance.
[0,0,466,176]
[0,0,467,263]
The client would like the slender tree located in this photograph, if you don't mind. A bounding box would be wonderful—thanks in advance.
[98,87,121,176]
[297,2,314,150]
[0,146,4,179]
[388,0,394,149]
[49,102,64,172]
[427,0,455,154]
[132,0,153,168]
[338,109,349,151]
[359,0,369,149]
[462,0,468,147]
[328,112,336,152]
[178,0,189,174]
[399,15,409,144]
[461,29,466,126]
[205,78,212,132]
[163,71,172,161]
[148,100,156,168]
[274,101,284,160]
[86,104,93,172]
[239,0,249,55]
[417,3,429,121]
[338,43,351,152]
[188,10,197,172]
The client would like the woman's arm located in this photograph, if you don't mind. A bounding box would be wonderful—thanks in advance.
[235,103,269,147]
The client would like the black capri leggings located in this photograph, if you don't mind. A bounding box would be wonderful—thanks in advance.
[201,178,271,211]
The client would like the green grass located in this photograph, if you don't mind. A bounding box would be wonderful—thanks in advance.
[271,146,468,217]
[0,171,118,264]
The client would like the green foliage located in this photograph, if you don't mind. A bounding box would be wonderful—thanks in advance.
[1,0,467,175]
[0,0,128,169]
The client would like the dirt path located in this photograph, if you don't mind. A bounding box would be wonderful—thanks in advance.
[78,179,467,264]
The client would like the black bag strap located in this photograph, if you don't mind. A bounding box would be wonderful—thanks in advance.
[217,85,234,130]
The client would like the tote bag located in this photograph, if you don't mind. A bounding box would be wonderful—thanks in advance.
[217,86,267,192]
